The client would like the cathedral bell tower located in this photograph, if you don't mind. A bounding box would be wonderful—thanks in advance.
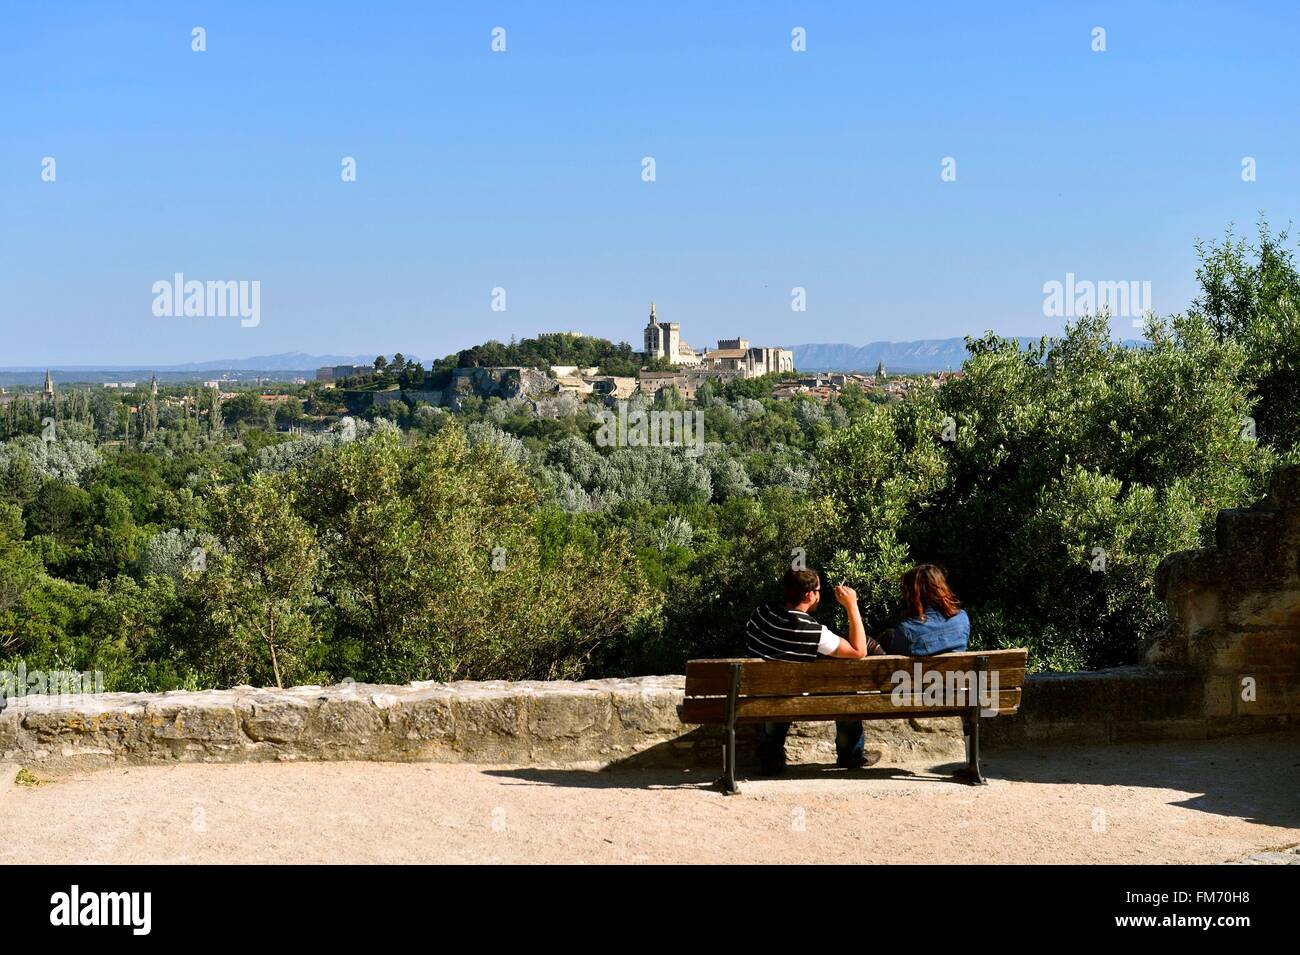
[644,301,664,360]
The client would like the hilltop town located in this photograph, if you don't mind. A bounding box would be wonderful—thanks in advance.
[0,304,966,441]
[308,304,960,418]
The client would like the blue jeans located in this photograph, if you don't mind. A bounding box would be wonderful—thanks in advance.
[756,721,865,772]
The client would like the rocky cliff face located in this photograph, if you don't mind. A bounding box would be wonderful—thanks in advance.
[450,367,556,403]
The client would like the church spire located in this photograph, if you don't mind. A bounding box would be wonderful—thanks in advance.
[649,301,657,323]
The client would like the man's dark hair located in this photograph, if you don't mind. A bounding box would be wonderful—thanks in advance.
[783,568,820,605]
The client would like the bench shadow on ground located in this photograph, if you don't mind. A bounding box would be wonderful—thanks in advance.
[485,730,1300,831]
[482,731,976,793]
[481,762,957,793]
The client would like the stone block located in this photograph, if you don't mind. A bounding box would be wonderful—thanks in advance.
[525,686,612,742]
[301,696,387,746]
[609,678,683,737]
[22,701,145,751]
[241,697,311,743]
[389,687,456,743]
[0,706,18,753]
[1201,628,1300,671]
[1018,667,1200,723]
[142,696,244,744]
[1237,671,1300,717]
[1201,674,1238,717]
[448,686,529,762]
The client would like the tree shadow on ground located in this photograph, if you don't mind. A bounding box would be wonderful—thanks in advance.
[486,730,1300,832]
[982,731,1300,830]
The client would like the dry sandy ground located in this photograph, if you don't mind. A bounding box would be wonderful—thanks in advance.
[3,732,1298,864]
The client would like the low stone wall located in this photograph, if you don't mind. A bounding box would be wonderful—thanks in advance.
[985,666,1294,746]
[0,678,677,774]
[0,676,967,774]
[8,667,1293,776]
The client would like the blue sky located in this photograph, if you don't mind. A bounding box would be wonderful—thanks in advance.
[2,1,1297,365]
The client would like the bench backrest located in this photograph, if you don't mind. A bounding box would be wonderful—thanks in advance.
[680,649,1028,723]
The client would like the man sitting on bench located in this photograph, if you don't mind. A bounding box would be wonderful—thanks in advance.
[744,568,886,775]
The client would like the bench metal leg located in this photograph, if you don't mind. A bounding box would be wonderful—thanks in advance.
[955,655,988,785]
[718,663,741,795]
[956,707,987,785]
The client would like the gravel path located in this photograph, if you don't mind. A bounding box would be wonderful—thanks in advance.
[3,731,1297,864]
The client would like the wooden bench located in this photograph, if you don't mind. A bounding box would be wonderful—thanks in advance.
[678,649,1028,793]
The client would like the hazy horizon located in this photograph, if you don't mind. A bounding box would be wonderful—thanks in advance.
[1,328,1154,374]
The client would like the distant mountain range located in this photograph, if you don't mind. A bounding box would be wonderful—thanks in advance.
[789,336,1146,372]
[789,338,1035,373]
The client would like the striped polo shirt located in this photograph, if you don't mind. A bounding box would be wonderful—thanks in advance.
[745,603,839,661]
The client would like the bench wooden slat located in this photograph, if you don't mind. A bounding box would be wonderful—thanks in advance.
[701,667,1026,697]
[684,650,1028,697]
[679,687,1021,723]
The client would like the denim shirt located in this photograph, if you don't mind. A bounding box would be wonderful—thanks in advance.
[889,608,969,656]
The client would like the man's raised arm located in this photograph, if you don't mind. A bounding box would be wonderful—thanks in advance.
[828,584,885,659]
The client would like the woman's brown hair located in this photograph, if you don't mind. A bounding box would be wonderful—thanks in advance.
[901,563,961,622]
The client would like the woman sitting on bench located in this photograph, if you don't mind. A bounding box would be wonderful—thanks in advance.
[879,563,969,656]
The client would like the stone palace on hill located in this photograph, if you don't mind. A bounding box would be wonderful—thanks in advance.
[642,303,793,378]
